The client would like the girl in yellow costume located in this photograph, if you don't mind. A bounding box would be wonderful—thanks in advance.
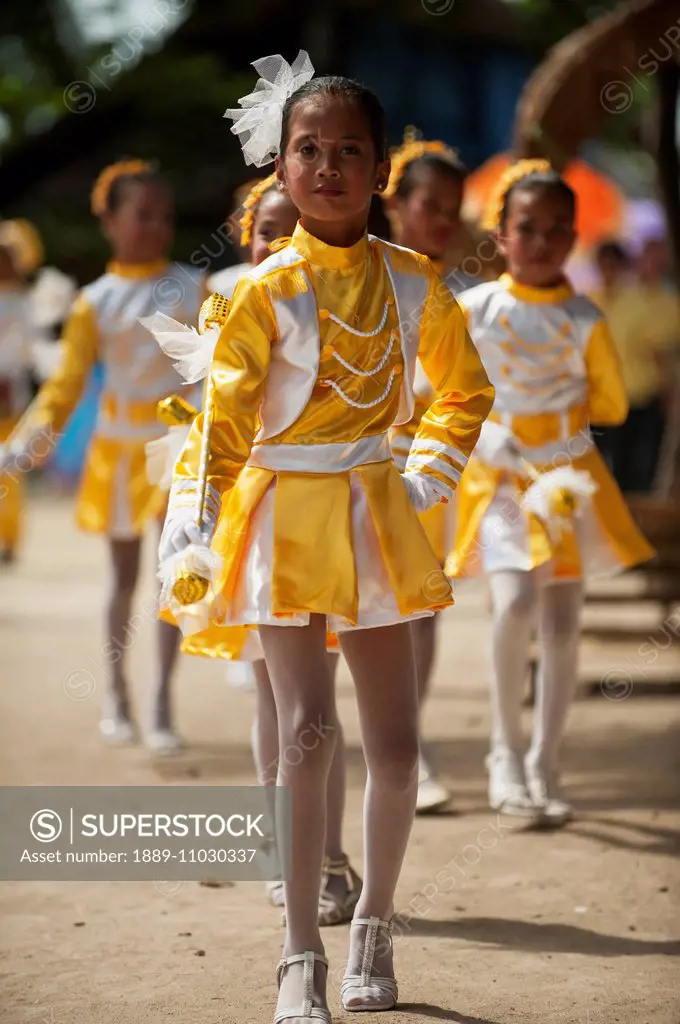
[0,219,44,562]
[150,174,364,925]
[383,131,479,815]
[159,53,493,1022]
[1,161,206,752]
[448,161,654,825]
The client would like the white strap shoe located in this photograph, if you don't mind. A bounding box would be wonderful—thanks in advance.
[525,767,573,826]
[341,917,398,1012]
[274,950,330,1024]
[487,754,537,818]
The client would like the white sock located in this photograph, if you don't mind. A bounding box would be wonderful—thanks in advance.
[527,580,583,777]
[488,570,538,763]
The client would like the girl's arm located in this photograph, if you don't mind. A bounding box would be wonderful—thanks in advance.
[405,283,495,498]
[585,318,628,427]
[173,276,274,503]
[4,295,98,461]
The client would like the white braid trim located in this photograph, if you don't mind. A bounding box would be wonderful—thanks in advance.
[326,301,389,338]
[328,331,396,377]
[324,369,396,409]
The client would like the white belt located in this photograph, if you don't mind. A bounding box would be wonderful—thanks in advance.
[248,433,392,473]
[519,429,593,467]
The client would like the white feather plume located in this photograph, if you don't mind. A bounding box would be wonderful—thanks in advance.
[145,424,192,491]
[522,466,598,541]
[138,313,219,384]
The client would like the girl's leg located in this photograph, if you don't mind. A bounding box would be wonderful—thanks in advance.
[487,569,538,814]
[101,538,141,740]
[412,614,451,813]
[525,579,583,823]
[338,622,419,1004]
[147,619,181,743]
[252,657,287,906]
[259,616,337,1020]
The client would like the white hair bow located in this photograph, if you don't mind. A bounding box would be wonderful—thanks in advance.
[224,50,315,167]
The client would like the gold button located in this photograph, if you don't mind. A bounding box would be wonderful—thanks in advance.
[319,308,330,320]
[386,296,395,306]
[321,344,333,357]
[393,364,403,376]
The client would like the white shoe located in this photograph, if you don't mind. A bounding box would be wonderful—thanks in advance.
[145,728,184,755]
[416,767,452,814]
[487,753,536,817]
[99,717,137,745]
[525,766,573,826]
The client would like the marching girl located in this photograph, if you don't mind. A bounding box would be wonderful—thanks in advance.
[448,160,654,825]
[1,160,206,752]
[0,219,44,562]
[383,132,479,815]
[159,53,493,1022]
[149,172,363,924]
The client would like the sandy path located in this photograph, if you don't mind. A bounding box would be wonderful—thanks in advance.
[1,491,679,1024]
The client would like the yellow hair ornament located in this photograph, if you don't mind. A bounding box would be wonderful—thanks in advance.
[0,219,44,275]
[91,159,154,216]
[239,172,278,247]
[383,126,462,199]
[481,158,553,232]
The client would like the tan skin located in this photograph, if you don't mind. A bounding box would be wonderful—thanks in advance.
[250,189,299,265]
[389,165,463,260]
[275,96,390,248]
[101,180,173,265]
[0,246,22,284]
[497,185,576,289]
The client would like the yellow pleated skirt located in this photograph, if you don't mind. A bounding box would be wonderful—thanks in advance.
[448,447,655,580]
[176,458,453,656]
[76,435,166,538]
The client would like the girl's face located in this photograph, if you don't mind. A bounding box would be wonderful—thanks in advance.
[393,166,463,260]
[250,190,299,266]
[277,96,390,246]
[102,181,173,263]
[498,186,576,288]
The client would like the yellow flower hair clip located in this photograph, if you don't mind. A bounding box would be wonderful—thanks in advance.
[481,158,553,232]
[91,159,154,216]
[0,218,44,275]
[239,172,278,247]
[383,127,463,198]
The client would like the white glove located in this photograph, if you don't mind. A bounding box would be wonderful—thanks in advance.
[473,420,524,472]
[402,471,450,514]
[158,482,219,563]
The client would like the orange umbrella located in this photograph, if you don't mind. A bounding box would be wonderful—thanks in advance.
[462,152,625,248]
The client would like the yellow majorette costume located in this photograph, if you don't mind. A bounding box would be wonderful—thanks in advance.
[7,260,205,537]
[0,219,44,553]
[162,223,494,639]
[390,264,479,562]
[448,273,655,579]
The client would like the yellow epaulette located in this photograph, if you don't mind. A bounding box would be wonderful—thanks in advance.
[199,291,231,333]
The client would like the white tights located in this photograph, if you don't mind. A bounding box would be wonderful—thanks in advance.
[488,570,583,775]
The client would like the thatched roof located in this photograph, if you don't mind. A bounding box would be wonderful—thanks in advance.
[513,0,680,168]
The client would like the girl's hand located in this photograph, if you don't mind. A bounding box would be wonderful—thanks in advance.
[473,420,524,472]
[402,471,450,513]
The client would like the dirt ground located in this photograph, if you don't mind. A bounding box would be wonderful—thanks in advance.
[1,489,679,1024]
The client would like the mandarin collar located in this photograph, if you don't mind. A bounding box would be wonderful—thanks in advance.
[291,223,369,270]
[106,259,171,279]
[500,272,573,304]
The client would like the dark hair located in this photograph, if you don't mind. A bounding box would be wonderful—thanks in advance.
[500,170,576,228]
[396,151,468,198]
[280,76,388,161]
[595,239,631,265]
[107,168,167,213]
